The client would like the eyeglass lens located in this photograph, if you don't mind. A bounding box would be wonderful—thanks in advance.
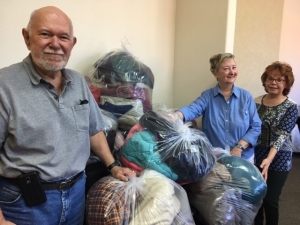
[267,77,285,83]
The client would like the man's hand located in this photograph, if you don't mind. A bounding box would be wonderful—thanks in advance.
[0,220,15,225]
[90,131,137,182]
[0,210,16,225]
[110,166,137,182]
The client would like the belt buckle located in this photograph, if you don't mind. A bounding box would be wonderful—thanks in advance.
[58,180,72,191]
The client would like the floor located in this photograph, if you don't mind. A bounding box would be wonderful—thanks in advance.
[279,153,300,225]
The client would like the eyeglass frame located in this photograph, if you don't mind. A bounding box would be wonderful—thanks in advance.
[266,76,286,84]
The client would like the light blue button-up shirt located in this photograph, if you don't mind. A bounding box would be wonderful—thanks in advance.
[179,85,261,159]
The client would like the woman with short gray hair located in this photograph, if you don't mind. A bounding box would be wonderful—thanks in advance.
[176,53,261,163]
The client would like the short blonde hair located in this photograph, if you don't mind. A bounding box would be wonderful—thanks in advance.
[209,53,235,74]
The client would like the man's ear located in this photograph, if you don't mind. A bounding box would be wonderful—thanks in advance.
[22,28,31,50]
[72,36,77,47]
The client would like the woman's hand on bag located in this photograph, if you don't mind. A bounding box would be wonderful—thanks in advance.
[230,147,242,157]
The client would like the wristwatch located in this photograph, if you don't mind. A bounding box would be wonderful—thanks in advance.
[235,143,245,151]
[107,161,121,172]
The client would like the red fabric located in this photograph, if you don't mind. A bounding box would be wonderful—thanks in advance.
[89,85,101,103]
[100,83,152,112]
[125,123,143,144]
[121,156,144,173]
[86,176,133,225]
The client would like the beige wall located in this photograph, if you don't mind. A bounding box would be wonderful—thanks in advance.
[0,0,176,107]
[173,0,230,109]
[280,0,300,104]
[174,0,299,110]
[234,0,284,99]
[0,0,299,109]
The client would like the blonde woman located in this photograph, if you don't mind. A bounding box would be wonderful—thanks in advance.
[176,53,261,163]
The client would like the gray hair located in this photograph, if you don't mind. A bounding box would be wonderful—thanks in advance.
[209,53,235,74]
[26,10,36,35]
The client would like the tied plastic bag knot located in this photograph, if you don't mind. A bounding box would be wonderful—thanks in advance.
[178,123,192,141]
[86,169,196,225]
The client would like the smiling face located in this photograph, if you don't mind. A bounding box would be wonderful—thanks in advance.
[22,6,77,73]
[264,69,286,96]
[261,61,294,96]
[213,59,238,85]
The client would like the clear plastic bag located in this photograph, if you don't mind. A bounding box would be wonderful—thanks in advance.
[85,169,196,225]
[85,40,155,131]
[88,49,154,114]
[99,95,144,131]
[186,149,267,225]
[291,124,300,152]
[117,105,217,184]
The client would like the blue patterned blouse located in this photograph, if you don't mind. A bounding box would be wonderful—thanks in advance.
[254,95,298,171]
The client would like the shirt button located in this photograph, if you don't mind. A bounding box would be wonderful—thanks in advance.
[54,96,58,100]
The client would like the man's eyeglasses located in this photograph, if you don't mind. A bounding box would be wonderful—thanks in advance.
[266,77,285,84]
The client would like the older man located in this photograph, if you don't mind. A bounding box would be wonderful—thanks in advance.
[0,6,135,225]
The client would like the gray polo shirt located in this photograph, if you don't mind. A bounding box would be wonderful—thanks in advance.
[0,55,106,181]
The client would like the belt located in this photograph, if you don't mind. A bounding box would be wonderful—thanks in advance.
[0,172,84,191]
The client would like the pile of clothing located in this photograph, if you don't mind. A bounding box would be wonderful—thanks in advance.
[86,50,154,131]
[115,108,217,184]
[185,151,267,225]
[85,169,195,225]
[84,50,267,225]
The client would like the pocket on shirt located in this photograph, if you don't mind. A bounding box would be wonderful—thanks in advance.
[236,108,250,124]
[72,104,89,132]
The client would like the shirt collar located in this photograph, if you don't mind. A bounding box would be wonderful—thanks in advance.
[22,54,72,85]
[213,84,240,98]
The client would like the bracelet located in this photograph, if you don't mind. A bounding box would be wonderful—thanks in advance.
[235,143,245,151]
[107,161,121,172]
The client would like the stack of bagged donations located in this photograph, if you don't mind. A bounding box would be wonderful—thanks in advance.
[84,48,267,225]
